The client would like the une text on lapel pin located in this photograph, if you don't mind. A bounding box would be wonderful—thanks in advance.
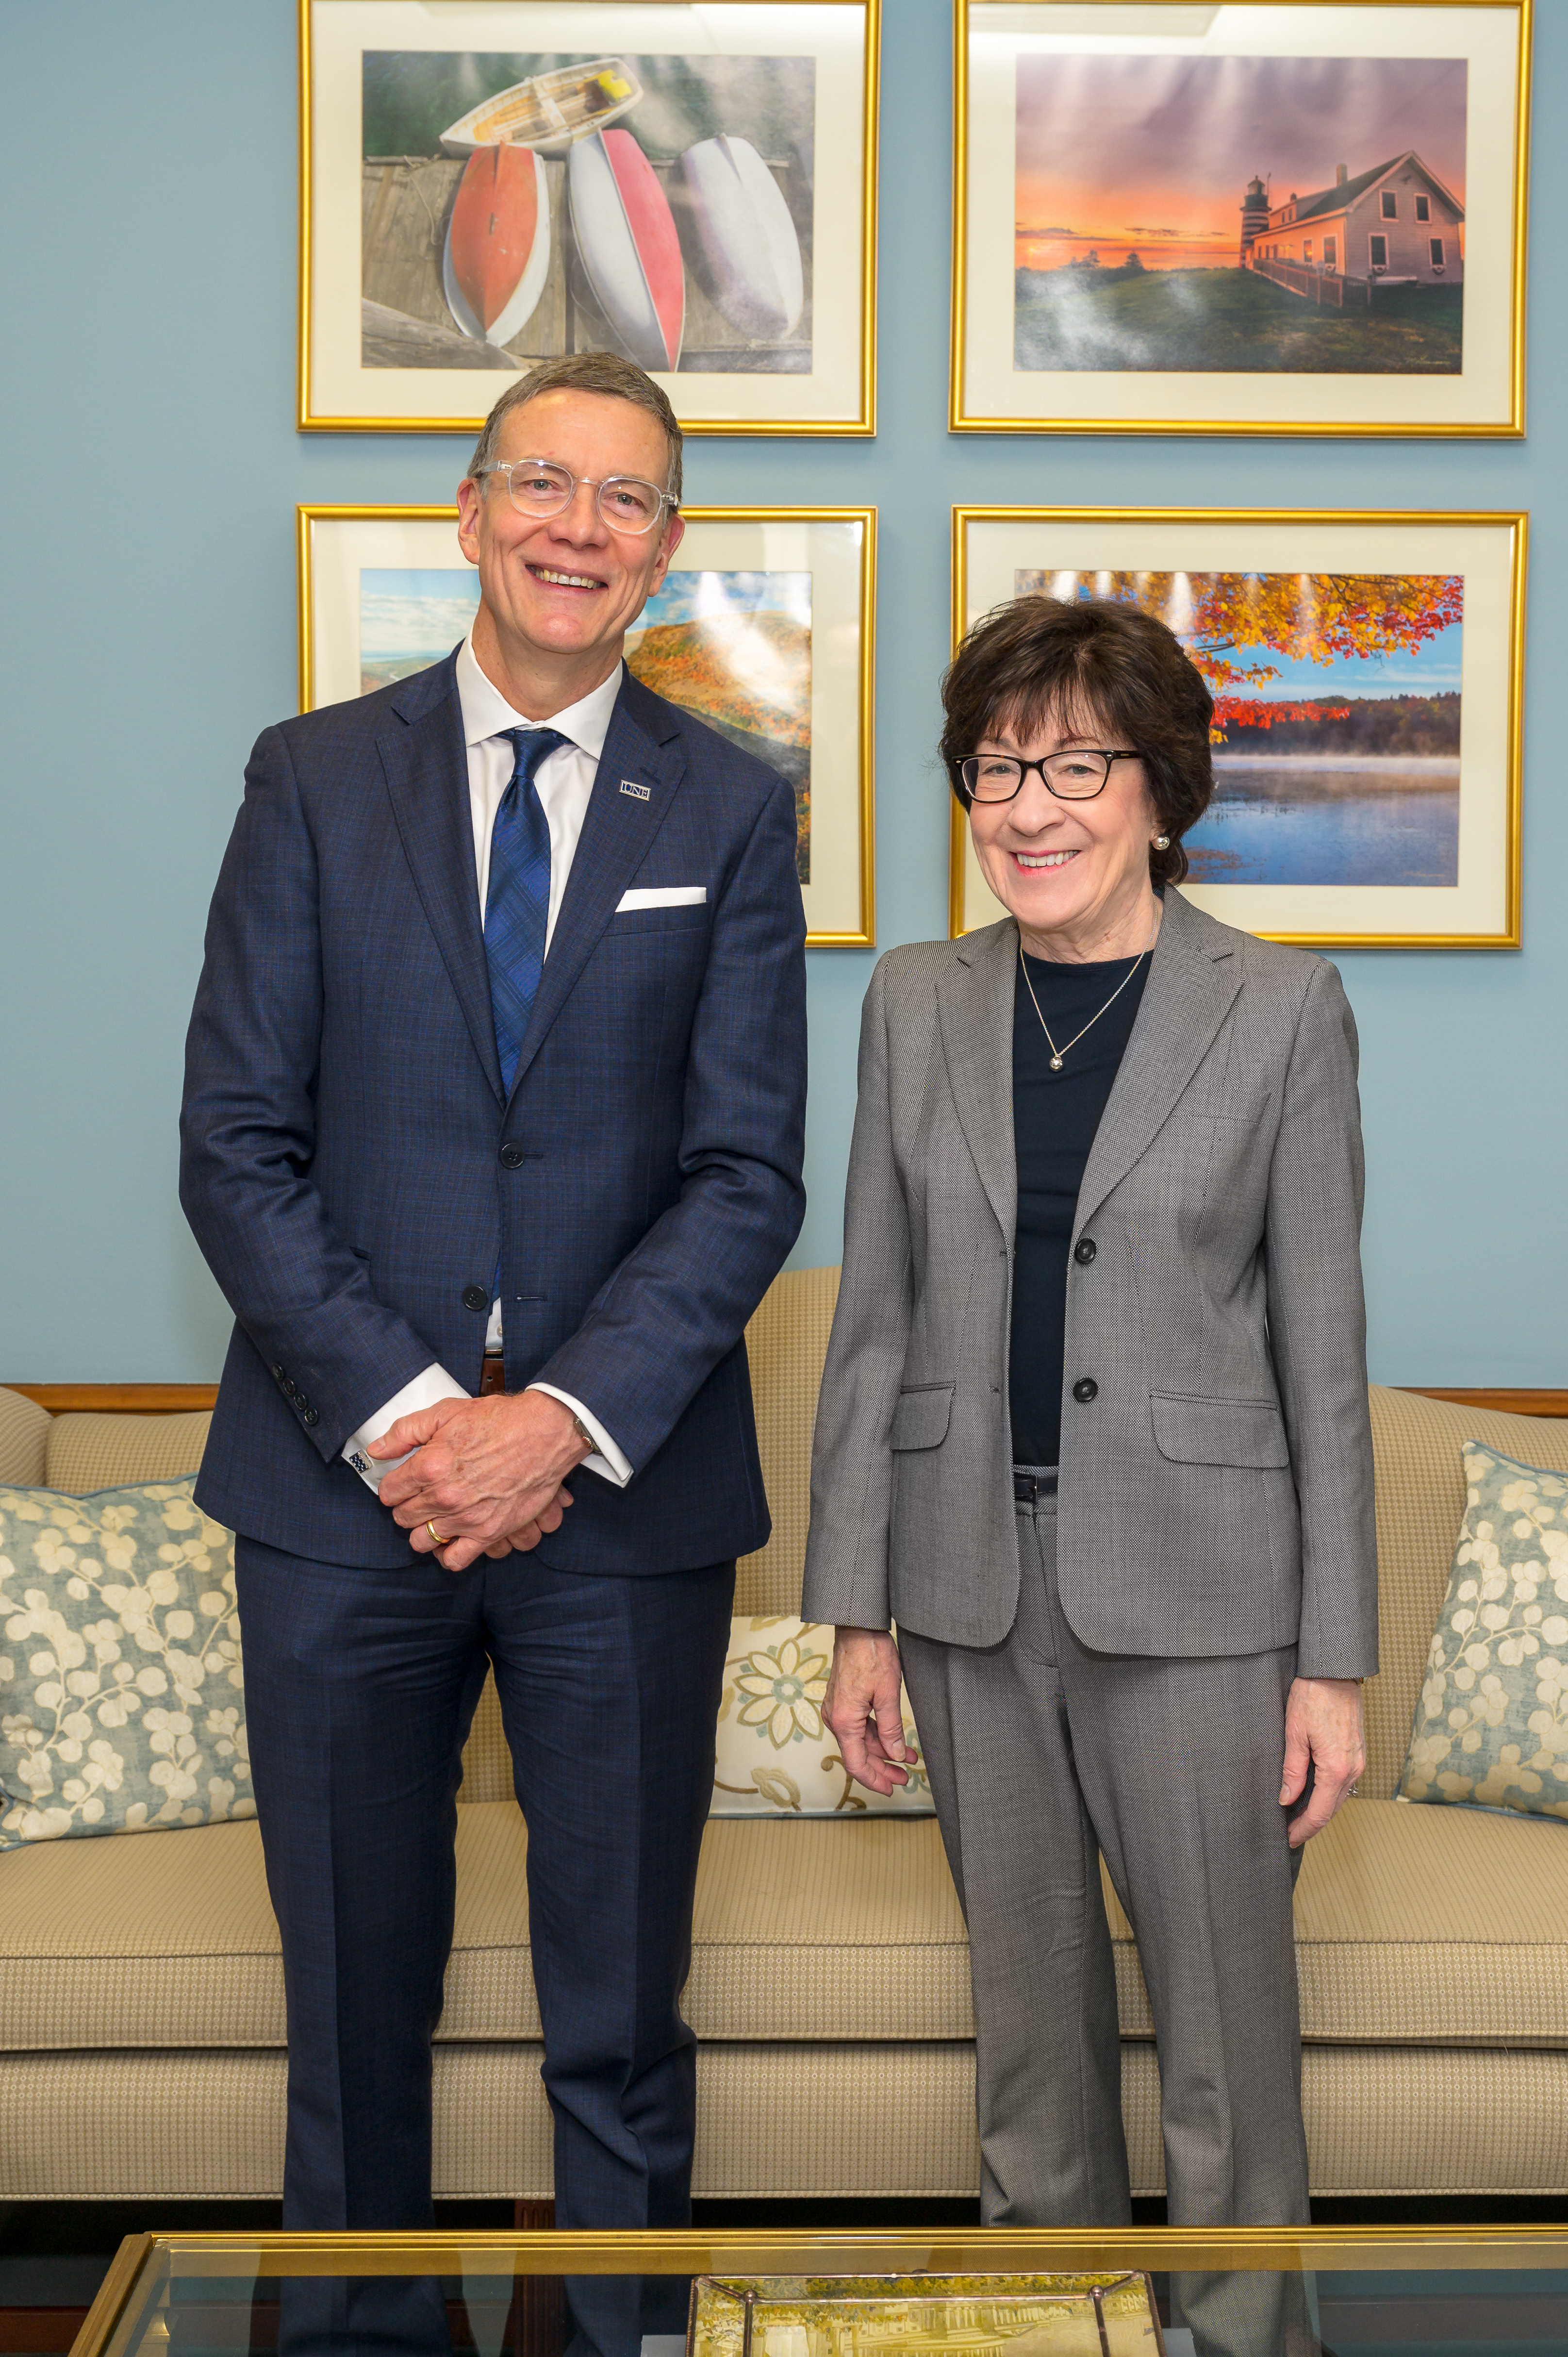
[619,779,652,802]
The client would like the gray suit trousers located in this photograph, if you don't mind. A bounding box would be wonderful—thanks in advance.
[897,1482,1311,2234]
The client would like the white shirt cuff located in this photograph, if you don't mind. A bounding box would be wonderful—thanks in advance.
[527,1383,633,1487]
[342,1363,470,1492]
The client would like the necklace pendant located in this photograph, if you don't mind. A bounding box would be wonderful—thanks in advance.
[1049,1055,1064,1072]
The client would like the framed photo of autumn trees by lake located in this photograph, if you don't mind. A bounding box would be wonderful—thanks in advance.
[297,503,876,945]
[300,0,879,434]
[950,508,1526,947]
[953,0,1531,436]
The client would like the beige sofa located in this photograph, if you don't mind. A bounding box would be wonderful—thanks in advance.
[3,1266,1568,2203]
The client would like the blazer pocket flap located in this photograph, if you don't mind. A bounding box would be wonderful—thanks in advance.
[1151,1393,1289,1468]
[890,1384,955,1451]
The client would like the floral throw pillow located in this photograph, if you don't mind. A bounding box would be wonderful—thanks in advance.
[1398,1441,1568,1822]
[0,1479,252,1847]
[711,1614,933,1816]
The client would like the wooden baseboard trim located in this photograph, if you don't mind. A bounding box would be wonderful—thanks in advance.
[4,1383,1566,1421]
[4,1384,219,1415]
[1403,1387,1568,1419]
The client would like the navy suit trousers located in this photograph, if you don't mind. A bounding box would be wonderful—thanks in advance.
[235,1537,734,2350]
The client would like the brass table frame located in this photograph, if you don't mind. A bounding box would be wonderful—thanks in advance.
[70,2224,1568,2357]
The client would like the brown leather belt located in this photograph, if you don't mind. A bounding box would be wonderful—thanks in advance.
[479,1353,507,1397]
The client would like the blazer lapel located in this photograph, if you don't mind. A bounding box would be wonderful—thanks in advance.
[937,919,1019,1240]
[1074,888,1242,1233]
[377,658,505,1103]
[505,676,685,1102]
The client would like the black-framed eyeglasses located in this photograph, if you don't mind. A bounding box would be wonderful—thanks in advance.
[474,459,678,535]
[955,750,1140,804]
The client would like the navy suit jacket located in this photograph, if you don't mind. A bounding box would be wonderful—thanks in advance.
[181,653,808,1573]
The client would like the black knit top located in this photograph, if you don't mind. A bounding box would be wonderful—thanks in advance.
[1009,946,1149,1467]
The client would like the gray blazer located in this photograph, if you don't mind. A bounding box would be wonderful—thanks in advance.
[802,889,1378,1677]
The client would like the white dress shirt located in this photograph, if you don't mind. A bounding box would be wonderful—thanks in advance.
[343,637,632,1494]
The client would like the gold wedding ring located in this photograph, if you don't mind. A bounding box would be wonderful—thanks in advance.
[426,1521,446,1548]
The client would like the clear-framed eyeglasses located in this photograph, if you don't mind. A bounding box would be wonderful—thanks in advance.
[474,459,677,535]
[956,749,1140,804]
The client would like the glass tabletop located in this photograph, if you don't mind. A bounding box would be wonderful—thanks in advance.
[75,2227,1568,2357]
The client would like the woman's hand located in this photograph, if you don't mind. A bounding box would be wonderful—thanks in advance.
[823,1627,919,1796]
[1280,1676,1366,1848]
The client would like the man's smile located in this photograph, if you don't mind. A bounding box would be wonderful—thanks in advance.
[528,564,605,591]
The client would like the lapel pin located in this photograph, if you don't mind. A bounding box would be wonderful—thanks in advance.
[619,779,652,802]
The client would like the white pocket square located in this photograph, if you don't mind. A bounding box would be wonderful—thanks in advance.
[615,887,707,911]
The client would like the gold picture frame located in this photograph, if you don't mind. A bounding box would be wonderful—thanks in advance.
[951,0,1532,438]
[297,500,876,946]
[299,0,879,436]
[949,505,1526,949]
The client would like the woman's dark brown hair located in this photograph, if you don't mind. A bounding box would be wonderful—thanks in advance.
[941,595,1214,889]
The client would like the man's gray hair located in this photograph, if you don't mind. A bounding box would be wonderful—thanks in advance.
[467,351,683,503]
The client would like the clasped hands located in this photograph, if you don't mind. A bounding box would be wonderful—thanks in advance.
[824,1627,1367,1845]
[370,1389,592,1573]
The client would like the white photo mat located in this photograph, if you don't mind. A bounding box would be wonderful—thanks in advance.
[957,1,1528,434]
[300,505,875,943]
[304,0,875,431]
[952,510,1524,946]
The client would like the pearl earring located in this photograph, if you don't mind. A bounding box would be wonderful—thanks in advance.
[1152,833,1171,851]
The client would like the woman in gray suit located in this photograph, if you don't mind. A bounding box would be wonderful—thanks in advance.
[803,596,1376,2249]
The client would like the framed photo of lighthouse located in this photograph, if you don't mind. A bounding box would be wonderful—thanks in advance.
[299,1,879,435]
[953,0,1531,437]
[297,503,877,945]
[949,506,1526,949]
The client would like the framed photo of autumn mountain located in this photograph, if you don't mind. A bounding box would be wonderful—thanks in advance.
[300,0,879,434]
[953,0,1531,436]
[950,508,1526,948]
[298,503,875,945]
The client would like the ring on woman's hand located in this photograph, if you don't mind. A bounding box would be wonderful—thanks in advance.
[426,1521,446,1547]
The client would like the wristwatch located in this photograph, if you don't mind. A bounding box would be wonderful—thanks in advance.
[571,1414,594,1450]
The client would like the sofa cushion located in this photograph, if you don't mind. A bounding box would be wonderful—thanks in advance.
[1106,1796,1568,2046]
[45,1411,212,1496]
[1396,1439,1568,1821]
[0,1480,251,1847]
[6,1793,1568,2056]
[0,1807,969,2051]
[0,1391,50,1488]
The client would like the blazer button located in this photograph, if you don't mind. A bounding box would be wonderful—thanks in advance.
[462,1285,489,1311]
[499,1143,525,1169]
[301,1407,319,1427]
[1073,1377,1098,1404]
[271,1364,285,1381]
[1074,1237,1097,1265]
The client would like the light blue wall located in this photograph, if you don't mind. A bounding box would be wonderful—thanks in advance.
[1,0,1563,1385]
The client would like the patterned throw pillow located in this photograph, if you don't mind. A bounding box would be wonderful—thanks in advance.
[711,1614,934,1816]
[0,1479,252,1847]
[1398,1441,1568,1822]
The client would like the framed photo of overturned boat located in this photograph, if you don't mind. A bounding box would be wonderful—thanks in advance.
[298,502,877,945]
[299,0,879,435]
[949,506,1526,948]
[952,0,1532,437]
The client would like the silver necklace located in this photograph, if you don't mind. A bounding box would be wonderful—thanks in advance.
[1019,926,1155,1072]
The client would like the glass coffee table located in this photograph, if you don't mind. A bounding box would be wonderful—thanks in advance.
[69,2226,1568,2357]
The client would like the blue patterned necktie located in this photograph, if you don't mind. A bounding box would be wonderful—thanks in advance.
[484,727,570,1092]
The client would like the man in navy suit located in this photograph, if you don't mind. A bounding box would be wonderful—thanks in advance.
[181,352,807,2351]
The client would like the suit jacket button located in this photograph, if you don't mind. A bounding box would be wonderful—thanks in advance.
[1074,1237,1097,1265]
[301,1407,319,1427]
[499,1143,525,1169]
[271,1364,285,1381]
[1073,1377,1098,1404]
[462,1285,489,1311]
